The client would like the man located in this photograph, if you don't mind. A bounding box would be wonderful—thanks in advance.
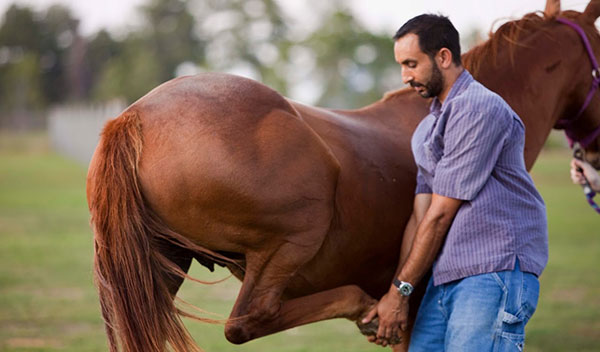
[362,14,548,351]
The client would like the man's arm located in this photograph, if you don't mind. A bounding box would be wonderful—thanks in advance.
[363,193,462,346]
[396,194,462,287]
[397,193,432,271]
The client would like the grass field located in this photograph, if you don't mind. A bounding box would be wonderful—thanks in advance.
[0,132,598,351]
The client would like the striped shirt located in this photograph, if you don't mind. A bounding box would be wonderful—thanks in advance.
[411,69,548,286]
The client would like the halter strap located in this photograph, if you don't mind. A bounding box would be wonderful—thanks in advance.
[555,17,600,148]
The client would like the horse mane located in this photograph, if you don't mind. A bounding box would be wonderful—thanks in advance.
[383,10,588,102]
[462,11,554,76]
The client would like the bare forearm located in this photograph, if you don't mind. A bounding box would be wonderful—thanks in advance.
[394,194,462,288]
[397,212,453,286]
[396,194,431,274]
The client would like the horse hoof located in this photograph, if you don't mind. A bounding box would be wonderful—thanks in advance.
[224,322,252,345]
[355,318,402,345]
[356,317,378,337]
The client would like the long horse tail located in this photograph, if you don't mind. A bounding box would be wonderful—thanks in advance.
[87,109,207,352]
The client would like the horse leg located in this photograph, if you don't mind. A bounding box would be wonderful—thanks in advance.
[224,232,327,344]
[226,279,418,349]
[155,237,194,296]
[246,285,377,337]
[222,224,398,346]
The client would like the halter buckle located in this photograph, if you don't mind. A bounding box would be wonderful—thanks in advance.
[593,68,600,81]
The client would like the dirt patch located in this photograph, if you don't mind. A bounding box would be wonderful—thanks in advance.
[571,323,600,339]
[547,287,586,303]
[31,287,86,301]
[6,337,63,349]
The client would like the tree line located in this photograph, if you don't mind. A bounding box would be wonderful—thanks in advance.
[0,0,483,128]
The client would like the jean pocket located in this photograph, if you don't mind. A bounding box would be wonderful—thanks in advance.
[502,311,522,325]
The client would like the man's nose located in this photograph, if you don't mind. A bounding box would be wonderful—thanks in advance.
[402,70,413,85]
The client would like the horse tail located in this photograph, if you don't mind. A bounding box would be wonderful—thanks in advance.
[87,109,203,352]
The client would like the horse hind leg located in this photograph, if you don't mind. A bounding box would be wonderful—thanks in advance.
[221,180,339,343]
[223,226,327,344]
[154,236,194,296]
[225,249,379,344]
[223,209,377,345]
[247,284,378,339]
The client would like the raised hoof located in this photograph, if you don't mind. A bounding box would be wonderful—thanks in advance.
[356,318,402,345]
[224,322,251,345]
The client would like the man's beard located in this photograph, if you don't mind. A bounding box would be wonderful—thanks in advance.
[410,61,444,98]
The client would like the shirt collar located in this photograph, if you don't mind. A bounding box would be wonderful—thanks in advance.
[429,69,473,116]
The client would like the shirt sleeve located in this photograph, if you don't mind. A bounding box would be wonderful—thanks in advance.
[415,169,432,194]
[432,110,512,201]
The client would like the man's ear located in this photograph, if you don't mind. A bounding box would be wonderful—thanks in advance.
[437,48,453,69]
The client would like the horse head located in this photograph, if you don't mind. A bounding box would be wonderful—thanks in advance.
[550,0,600,168]
[461,0,600,169]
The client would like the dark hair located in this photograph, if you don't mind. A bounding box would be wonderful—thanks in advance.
[394,14,462,66]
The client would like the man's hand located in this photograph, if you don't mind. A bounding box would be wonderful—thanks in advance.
[571,158,600,192]
[361,288,409,347]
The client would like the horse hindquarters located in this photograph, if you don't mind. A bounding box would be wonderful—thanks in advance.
[86,110,202,352]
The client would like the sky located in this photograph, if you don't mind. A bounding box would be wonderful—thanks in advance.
[0,0,593,37]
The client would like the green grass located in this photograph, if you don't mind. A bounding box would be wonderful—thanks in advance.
[527,150,600,352]
[0,133,598,351]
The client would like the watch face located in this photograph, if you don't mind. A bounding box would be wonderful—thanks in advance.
[399,283,413,296]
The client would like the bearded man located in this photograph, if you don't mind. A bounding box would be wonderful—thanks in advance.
[362,14,548,352]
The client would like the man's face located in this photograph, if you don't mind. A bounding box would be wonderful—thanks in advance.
[394,33,444,98]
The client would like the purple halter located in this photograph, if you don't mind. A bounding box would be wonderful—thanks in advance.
[555,17,600,149]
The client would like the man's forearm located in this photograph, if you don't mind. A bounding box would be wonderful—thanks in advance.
[394,195,462,288]
[397,213,453,286]
[396,194,431,275]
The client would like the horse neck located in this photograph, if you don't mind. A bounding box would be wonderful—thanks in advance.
[359,89,431,132]
[468,43,573,170]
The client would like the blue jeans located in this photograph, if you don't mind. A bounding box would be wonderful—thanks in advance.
[409,260,539,352]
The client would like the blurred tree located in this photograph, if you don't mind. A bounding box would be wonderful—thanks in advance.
[86,30,122,77]
[41,5,80,103]
[0,0,403,111]
[0,5,43,112]
[192,0,290,93]
[0,3,80,108]
[93,35,162,102]
[3,53,45,109]
[90,0,203,103]
[301,8,399,108]
[139,0,203,82]
[0,5,41,51]
[85,30,124,101]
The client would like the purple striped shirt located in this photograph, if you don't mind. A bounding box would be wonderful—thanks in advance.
[411,70,548,286]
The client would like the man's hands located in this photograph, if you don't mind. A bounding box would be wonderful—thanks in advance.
[361,287,409,347]
[361,193,459,347]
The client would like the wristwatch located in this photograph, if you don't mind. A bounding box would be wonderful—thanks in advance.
[393,278,414,296]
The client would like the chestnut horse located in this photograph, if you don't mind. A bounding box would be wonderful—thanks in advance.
[87,0,600,351]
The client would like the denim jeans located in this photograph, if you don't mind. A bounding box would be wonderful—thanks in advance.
[409,260,539,352]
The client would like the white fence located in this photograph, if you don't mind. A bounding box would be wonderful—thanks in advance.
[48,100,126,166]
